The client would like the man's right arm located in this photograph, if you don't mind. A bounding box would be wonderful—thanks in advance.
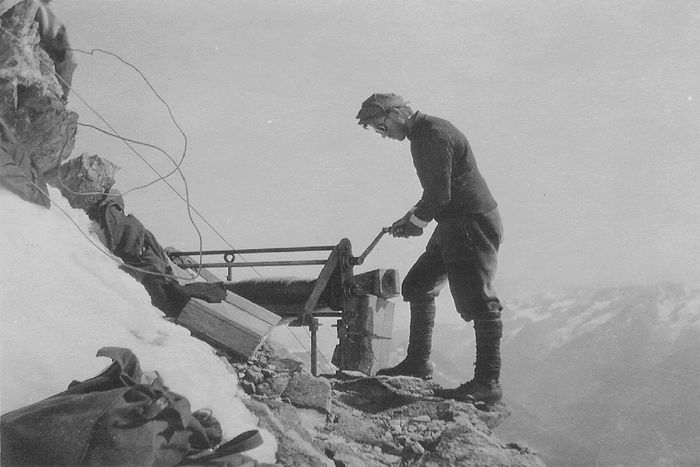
[411,136,454,226]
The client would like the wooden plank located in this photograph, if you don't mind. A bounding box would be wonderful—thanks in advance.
[177,292,282,359]
[223,292,284,327]
[168,248,283,357]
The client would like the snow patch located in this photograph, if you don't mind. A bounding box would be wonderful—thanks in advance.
[549,302,614,349]
[655,293,700,340]
[550,298,576,309]
[0,187,276,462]
[512,305,552,323]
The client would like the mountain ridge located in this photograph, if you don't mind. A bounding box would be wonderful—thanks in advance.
[387,281,700,465]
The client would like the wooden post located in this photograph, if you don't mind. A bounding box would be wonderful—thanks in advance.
[310,318,319,376]
[333,294,394,375]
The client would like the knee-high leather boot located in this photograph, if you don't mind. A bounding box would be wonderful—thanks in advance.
[473,317,502,383]
[376,301,435,379]
[436,315,503,403]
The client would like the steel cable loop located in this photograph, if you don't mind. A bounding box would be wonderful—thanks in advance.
[22,178,182,280]
[2,27,333,369]
[24,177,335,370]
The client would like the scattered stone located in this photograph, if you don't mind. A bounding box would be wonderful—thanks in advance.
[272,373,291,392]
[389,420,403,433]
[269,356,304,373]
[281,372,331,414]
[411,414,431,423]
[244,367,264,385]
[239,380,256,395]
[403,439,425,457]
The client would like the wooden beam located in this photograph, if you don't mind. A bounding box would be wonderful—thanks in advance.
[353,269,400,299]
[177,293,282,360]
[301,246,339,323]
[165,249,282,359]
[332,294,394,375]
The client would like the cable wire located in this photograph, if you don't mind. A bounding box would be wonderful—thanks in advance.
[63,49,333,368]
[23,178,185,280]
[2,26,332,370]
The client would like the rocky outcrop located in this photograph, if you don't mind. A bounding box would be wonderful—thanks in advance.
[55,152,120,209]
[233,343,544,466]
[1,0,78,207]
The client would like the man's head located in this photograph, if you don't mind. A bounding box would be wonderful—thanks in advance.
[356,93,414,141]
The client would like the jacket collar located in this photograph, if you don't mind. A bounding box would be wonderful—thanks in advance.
[406,111,424,140]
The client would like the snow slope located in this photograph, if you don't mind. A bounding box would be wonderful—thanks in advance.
[0,187,276,462]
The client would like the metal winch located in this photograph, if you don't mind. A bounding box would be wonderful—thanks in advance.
[168,229,397,376]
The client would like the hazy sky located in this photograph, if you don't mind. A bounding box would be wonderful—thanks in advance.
[52,0,699,302]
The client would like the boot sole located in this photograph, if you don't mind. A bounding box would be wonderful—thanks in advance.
[434,390,501,404]
[375,373,433,380]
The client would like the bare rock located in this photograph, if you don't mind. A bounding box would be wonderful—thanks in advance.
[54,153,120,210]
[0,1,65,100]
[233,341,543,466]
[268,356,304,373]
[281,372,331,414]
[1,120,50,207]
[257,373,291,398]
[244,367,265,385]
[0,0,78,207]
[418,422,544,466]
[318,375,543,466]
[332,376,441,413]
[12,88,77,174]
[243,398,334,467]
[239,380,256,396]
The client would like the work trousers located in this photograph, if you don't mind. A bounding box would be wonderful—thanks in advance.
[401,208,503,322]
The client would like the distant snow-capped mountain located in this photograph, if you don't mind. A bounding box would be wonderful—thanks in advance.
[389,282,700,466]
[498,282,700,466]
[505,282,700,353]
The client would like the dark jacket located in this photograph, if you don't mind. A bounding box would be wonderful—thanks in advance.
[408,112,497,223]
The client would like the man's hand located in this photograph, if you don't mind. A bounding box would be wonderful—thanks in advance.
[390,215,423,238]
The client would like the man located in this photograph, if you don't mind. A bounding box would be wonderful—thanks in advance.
[355,93,504,403]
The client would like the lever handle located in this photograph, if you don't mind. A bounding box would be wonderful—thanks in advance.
[352,227,391,265]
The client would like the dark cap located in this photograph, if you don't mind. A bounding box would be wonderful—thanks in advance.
[356,93,408,125]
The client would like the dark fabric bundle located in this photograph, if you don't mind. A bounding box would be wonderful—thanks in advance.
[89,198,226,317]
[0,348,214,466]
